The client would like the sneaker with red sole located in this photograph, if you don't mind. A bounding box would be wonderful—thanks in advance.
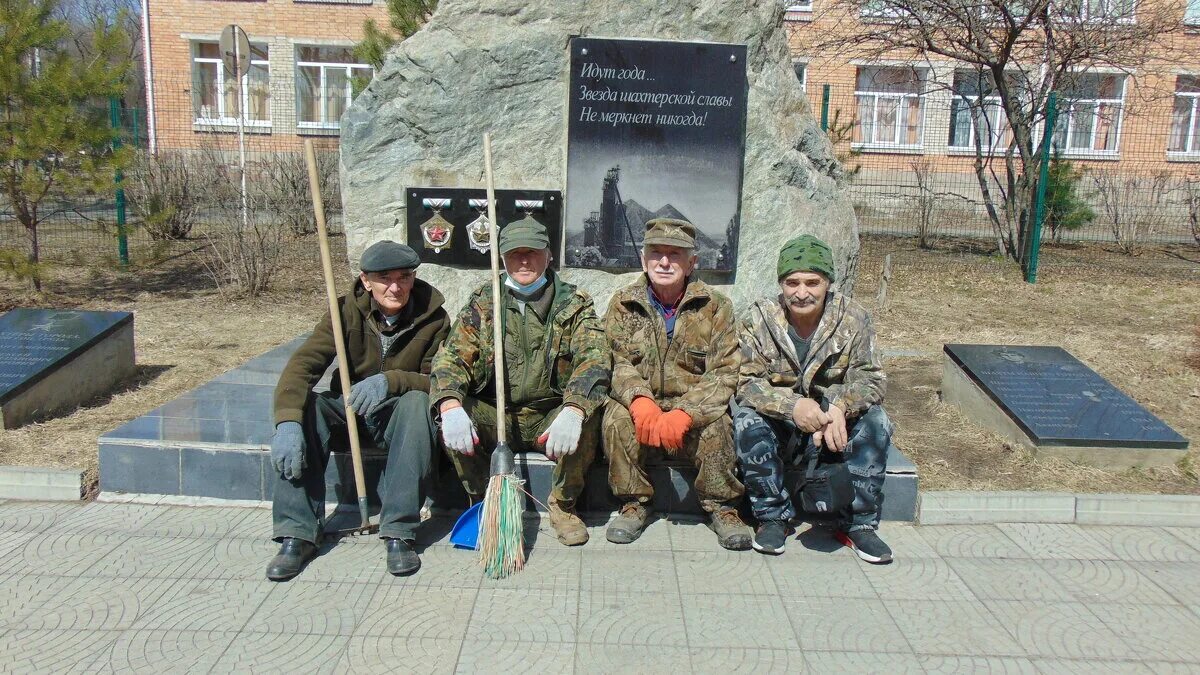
[836,529,893,564]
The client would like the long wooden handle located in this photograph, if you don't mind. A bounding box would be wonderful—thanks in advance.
[483,134,507,445]
[304,140,370,524]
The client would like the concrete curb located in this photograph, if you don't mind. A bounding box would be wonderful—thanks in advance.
[919,491,1200,527]
[0,466,82,501]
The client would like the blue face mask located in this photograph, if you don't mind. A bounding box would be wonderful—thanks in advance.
[505,274,549,295]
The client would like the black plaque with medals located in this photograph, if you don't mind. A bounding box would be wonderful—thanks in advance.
[564,37,749,278]
[404,187,563,268]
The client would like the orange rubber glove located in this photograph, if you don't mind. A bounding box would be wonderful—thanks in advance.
[629,396,663,446]
[654,409,693,452]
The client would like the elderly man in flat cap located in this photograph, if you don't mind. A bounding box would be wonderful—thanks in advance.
[430,216,611,546]
[603,218,751,550]
[733,234,893,562]
[266,241,451,581]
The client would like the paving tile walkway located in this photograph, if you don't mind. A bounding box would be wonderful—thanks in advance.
[2,499,1200,673]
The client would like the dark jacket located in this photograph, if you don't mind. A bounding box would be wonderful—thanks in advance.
[273,278,451,426]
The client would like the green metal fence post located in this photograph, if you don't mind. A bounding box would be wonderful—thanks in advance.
[1026,91,1058,284]
[820,84,831,132]
[109,97,129,267]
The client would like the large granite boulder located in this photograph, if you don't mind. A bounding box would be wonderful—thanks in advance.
[340,0,858,312]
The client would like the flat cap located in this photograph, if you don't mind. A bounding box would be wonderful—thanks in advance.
[643,218,696,248]
[360,240,420,272]
[498,216,550,255]
[777,234,835,282]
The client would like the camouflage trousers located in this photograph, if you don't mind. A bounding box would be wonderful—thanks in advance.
[732,404,892,531]
[602,399,744,512]
[442,397,599,504]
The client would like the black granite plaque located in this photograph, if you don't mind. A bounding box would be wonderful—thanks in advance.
[0,309,134,405]
[564,36,749,277]
[944,344,1187,449]
[405,187,562,268]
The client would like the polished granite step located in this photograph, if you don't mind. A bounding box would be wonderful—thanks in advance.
[99,338,918,520]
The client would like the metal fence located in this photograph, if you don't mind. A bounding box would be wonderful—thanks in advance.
[4,71,1198,278]
[811,82,1200,265]
[0,72,344,269]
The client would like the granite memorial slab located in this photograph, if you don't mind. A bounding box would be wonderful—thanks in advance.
[0,309,135,429]
[942,344,1188,469]
[100,337,921,519]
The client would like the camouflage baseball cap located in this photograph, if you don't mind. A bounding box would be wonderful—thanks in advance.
[777,234,835,282]
[498,216,550,254]
[643,218,696,249]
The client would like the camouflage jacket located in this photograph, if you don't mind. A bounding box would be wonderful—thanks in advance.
[605,275,741,427]
[736,291,886,420]
[428,270,611,419]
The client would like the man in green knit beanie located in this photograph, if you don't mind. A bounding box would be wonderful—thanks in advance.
[732,234,896,563]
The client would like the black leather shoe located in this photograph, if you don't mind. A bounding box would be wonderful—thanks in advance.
[266,537,318,581]
[385,538,421,576]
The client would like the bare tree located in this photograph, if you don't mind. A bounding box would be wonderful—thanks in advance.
[909,158,941,248]
[1185,176,1200,246]
[804,0,1189,272]
[1089,168,1172,255]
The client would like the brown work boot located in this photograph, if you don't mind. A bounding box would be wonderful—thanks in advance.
[606,501,652,544]
[709,507,753,551]
[548,497,589,546]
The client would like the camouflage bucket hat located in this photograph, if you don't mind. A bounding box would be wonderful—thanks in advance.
[643,218,696,249]
[777,234,835,282]
[498,216,550,255]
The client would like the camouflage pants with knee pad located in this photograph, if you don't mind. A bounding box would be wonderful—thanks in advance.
[732,403,892,531]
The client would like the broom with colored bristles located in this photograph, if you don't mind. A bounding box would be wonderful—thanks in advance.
[477,133,525,579]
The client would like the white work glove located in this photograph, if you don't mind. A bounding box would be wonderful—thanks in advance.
[538,407,584,461]
[441,406,479,456]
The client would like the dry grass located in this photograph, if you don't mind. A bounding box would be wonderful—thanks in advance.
[1,231,1197,496]
[0,234,352,491]
[859,236,1200,494]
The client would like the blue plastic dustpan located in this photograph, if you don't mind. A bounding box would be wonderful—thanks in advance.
[449,502,482,550]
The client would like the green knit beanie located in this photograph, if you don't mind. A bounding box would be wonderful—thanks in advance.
[777,234,835,282]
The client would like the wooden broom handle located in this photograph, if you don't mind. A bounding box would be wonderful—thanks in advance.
[483,134,508,445]
[304,140,369,516]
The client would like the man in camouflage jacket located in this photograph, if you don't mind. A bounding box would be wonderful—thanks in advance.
[734,234,895,562]
[603,218,751,550]
[430,217,610,546]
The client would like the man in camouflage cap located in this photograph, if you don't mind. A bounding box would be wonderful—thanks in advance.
[733,234,894,562]
[267,240,451,580]
[430,216,611,546]
[603,217,751,550]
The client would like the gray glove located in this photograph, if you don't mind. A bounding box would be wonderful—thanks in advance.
[538,407,583,461]
[441,405,478,456]
[348,373,389,415]
[270,421,305,480]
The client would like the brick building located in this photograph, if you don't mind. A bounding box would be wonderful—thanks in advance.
[140,0,388,152]
[784,1,1200,176]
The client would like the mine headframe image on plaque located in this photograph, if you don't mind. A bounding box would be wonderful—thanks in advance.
[564,36,749,278]
[404,187,563,267]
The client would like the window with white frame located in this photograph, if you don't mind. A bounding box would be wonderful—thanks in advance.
[1065,0,1136,21]
[296,46,374,129]
[1052,73,1125,155]
[860,0,905,18]
[793,62,807,92]
[786,0,813,11]
[853,66,926,148]
[948,71,1013,151]
[191,41,270,125]
[1187,0,1200,25]
[1168,75,1200,155]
